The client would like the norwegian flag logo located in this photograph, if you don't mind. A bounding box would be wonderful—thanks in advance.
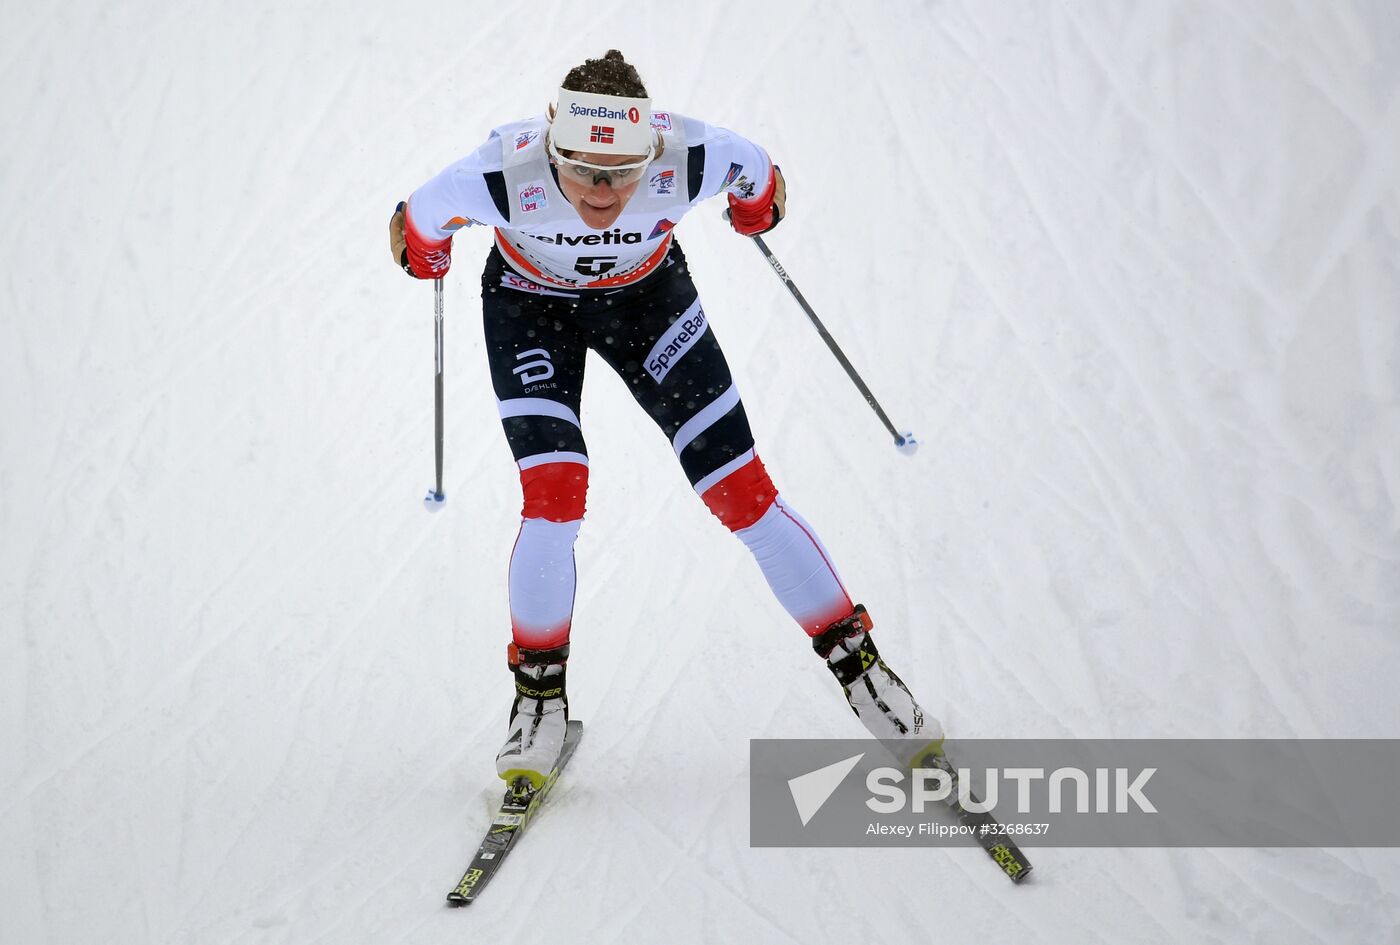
[590,125,615,144]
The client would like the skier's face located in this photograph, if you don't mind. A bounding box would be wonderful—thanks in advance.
[553,150,647,230]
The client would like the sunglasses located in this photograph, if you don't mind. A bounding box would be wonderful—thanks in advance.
[547,135,654,187]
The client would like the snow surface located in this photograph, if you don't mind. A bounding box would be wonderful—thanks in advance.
[3,1,1399,942]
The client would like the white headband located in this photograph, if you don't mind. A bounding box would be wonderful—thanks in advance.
[551,87,653,155]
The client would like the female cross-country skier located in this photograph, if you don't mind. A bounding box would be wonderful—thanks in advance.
[390,50,942,787]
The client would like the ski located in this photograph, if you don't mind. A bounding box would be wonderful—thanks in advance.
[445,719,585,905]
[928,750,1034,884]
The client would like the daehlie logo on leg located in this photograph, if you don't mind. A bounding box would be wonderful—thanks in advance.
[513,348,555,385]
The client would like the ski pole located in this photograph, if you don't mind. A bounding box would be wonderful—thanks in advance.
[424,276,447,510]
[745,231,918,455]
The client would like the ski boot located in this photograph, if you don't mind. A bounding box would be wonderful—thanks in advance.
[813,605,946,770]
[495,642,570,790]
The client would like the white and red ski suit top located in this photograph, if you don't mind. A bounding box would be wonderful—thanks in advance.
[402,111,774,290]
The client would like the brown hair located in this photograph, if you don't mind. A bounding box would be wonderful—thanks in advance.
[560,50,647,97]
[548,50,660,162]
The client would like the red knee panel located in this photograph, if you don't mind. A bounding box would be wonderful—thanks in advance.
[520,462,589,522]
[701,456,778,531]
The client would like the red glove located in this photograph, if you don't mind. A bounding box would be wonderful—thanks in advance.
[391,200,452,279]
[727,165,786,236]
